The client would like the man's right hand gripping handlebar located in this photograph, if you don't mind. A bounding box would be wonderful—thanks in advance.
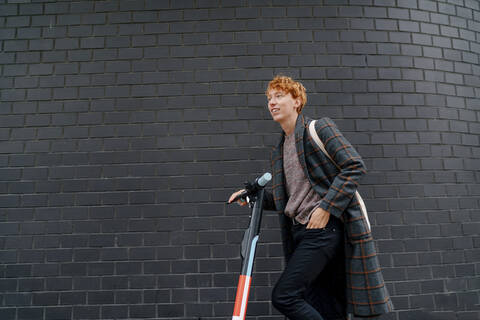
[228,189,248,206]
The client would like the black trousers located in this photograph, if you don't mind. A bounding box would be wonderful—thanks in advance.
[272,216,346,320]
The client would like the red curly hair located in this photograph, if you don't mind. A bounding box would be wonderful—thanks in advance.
[265,75,307,113]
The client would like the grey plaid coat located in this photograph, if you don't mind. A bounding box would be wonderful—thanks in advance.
[264,114,393,317]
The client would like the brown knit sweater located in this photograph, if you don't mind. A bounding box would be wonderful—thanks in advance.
[283,132,322,224]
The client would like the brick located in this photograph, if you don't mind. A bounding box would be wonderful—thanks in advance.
[157,303,184,317]
[100,306,127,319]
[16,28,41,40]
[0,4,17,16]
[92,26,118,38]
[185,303,213,317]
[129,305,156,318]
[6,16,29,28]
[82,13,106,25]
[72,306,100,319]
[105,35,129,48]
[60,292,85,305]
[33,292,58,305]
[17,308,44,319]
[360,7,386,18]
[87,291,114,305]
[68,49,92,61]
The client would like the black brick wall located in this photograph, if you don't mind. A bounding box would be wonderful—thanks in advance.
[1,0,479,319]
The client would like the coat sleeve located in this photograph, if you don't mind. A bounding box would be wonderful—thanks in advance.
[262,189,276,211]
[315,117,367,219]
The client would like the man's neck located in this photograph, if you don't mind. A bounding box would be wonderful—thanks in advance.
[280,113,299,136]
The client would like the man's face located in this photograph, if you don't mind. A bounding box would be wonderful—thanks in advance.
[267,89,300,123]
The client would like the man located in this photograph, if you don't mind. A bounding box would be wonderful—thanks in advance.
[229,76,392,319]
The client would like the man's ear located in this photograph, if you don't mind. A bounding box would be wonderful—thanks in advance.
[294,98,301,112]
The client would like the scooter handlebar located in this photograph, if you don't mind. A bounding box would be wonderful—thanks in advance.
[228,172,271,204]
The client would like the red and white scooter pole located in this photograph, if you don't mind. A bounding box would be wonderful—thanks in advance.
[232,235,258,320]
[229,173,271,320]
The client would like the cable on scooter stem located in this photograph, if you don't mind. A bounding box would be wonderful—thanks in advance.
[230,172,271,320]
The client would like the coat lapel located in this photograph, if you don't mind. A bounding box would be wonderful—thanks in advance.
[271,135,287,210]
[294,114,311,182]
